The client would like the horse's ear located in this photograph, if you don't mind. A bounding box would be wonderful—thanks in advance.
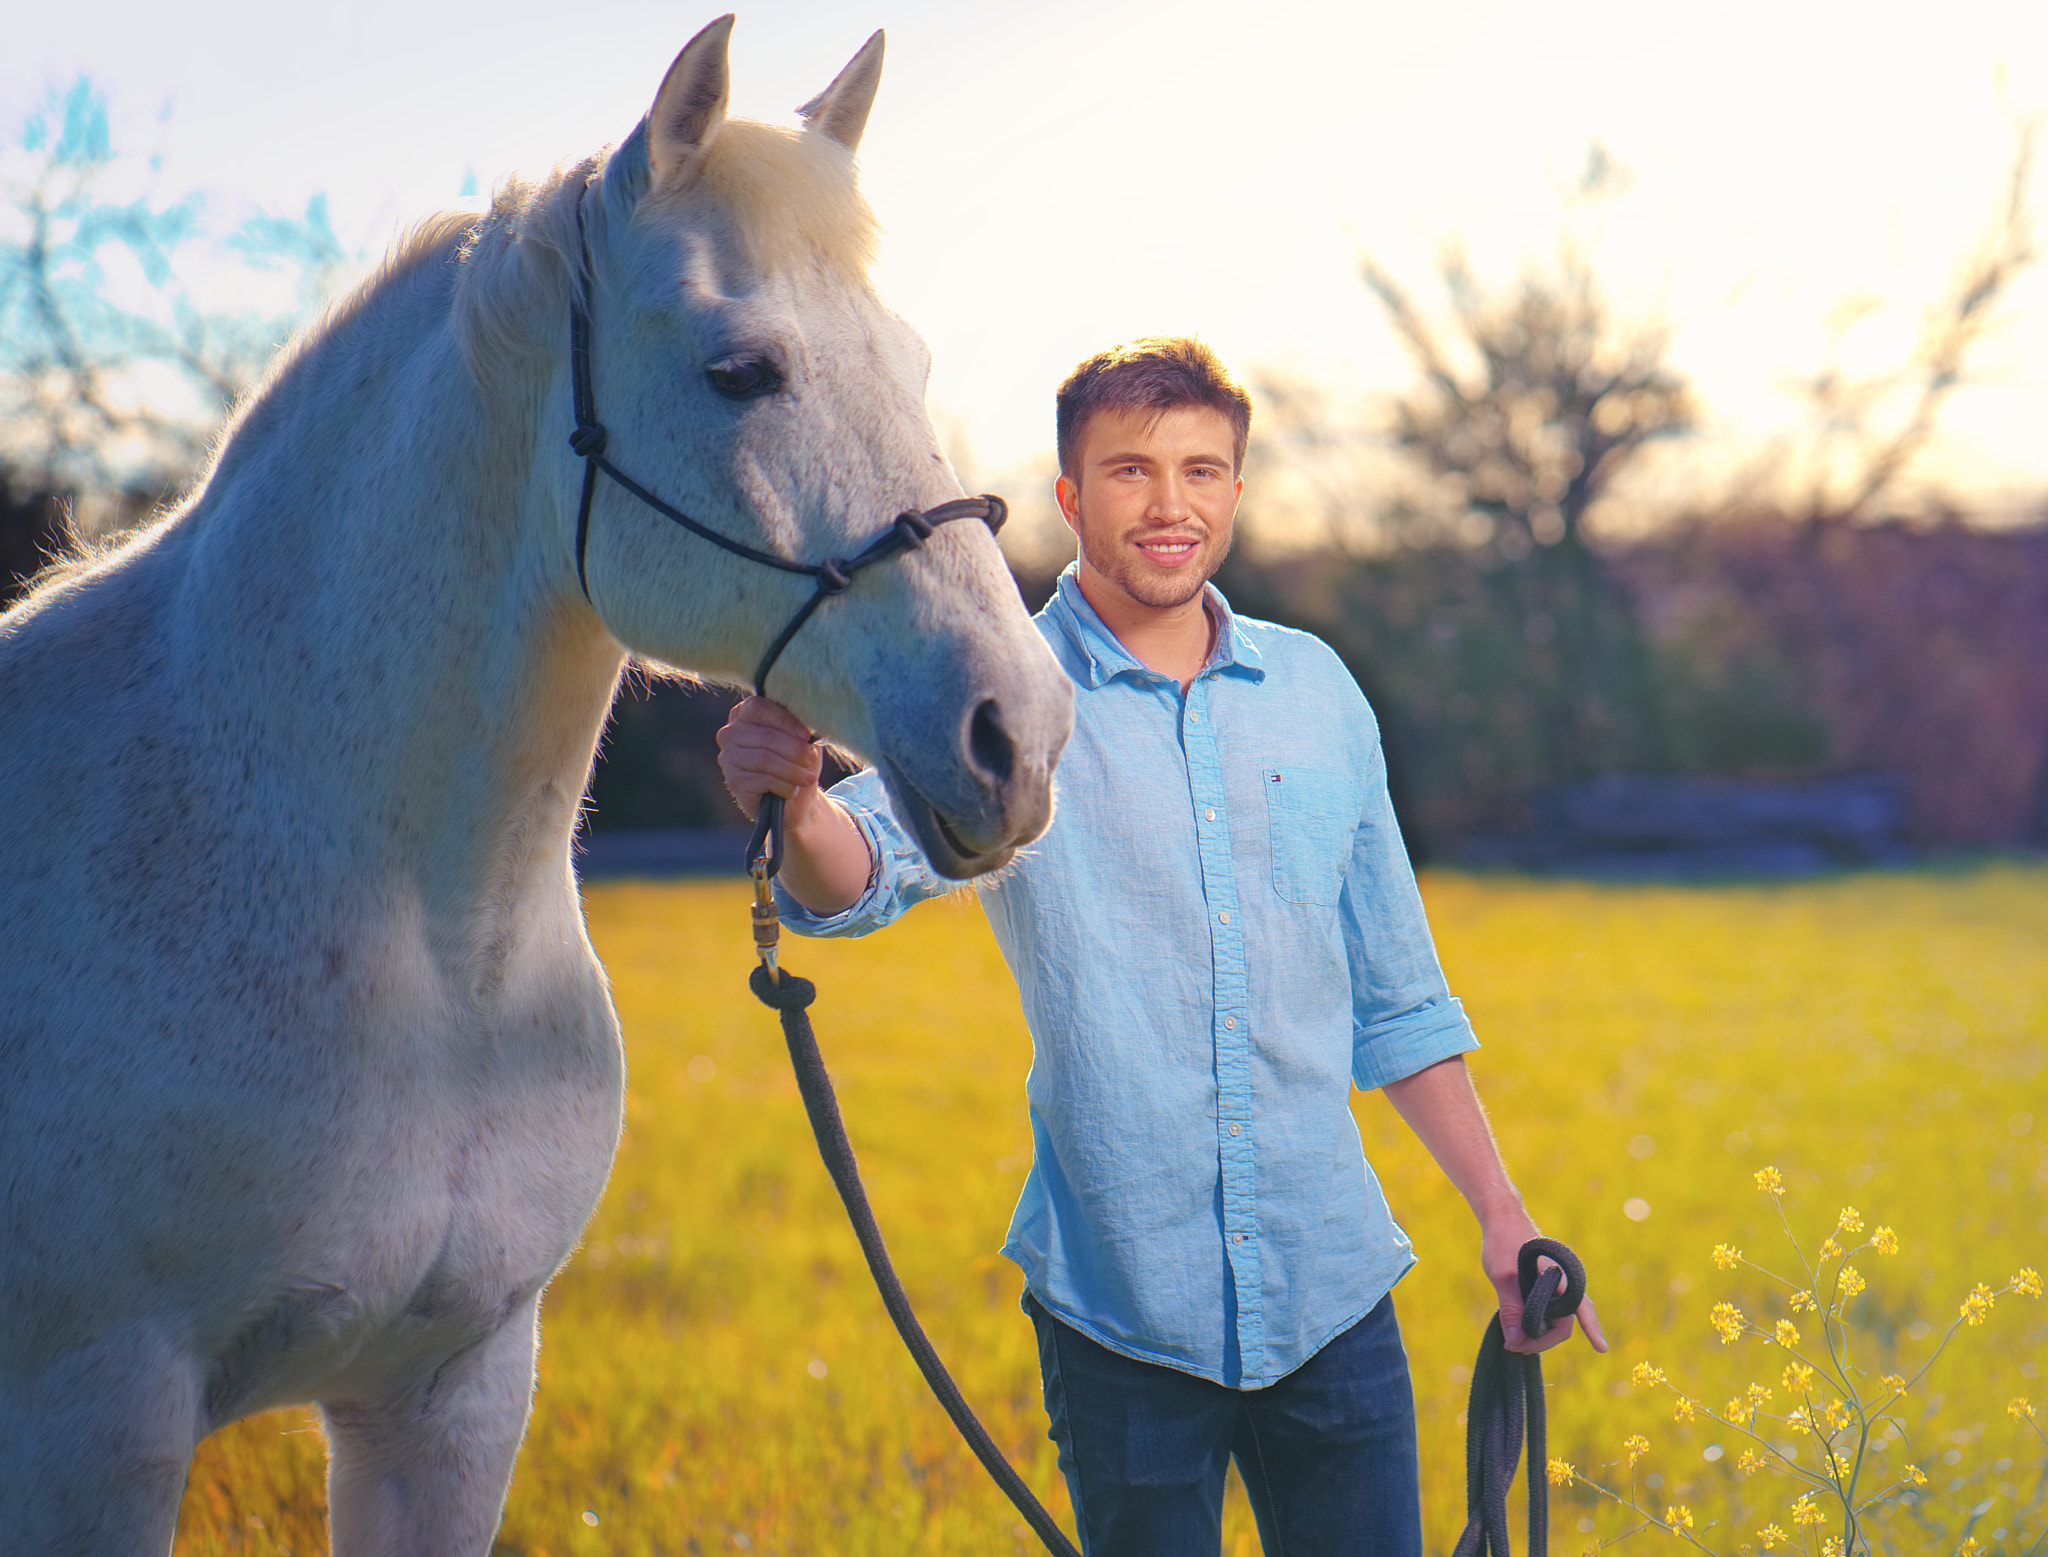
[648,14,734,185]
[797,30,884,153]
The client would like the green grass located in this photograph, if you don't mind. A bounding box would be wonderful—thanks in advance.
[176,864,2048,1555]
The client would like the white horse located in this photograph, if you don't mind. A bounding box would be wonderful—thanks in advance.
[0,17,1071,1552]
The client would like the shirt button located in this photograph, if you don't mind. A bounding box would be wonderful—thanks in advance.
[1232,1232,1246,1243]
[1217,910,1230,925]
[1205,808,1215,822]
[1228,1122,1242,1137]
[1223,1015,1237,1030]
[1188,711,1200,723]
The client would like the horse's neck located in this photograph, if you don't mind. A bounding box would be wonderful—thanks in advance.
[184,265,621,929]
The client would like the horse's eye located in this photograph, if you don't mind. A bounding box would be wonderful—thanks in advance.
[706,356,784,401]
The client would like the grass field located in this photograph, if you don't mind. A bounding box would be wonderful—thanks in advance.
[175,864,2048,1555]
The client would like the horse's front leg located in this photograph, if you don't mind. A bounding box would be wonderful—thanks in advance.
[320,1295,543,1557]
[0,1324,202,1554]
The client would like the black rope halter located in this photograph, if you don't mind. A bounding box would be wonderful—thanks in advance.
[565,191,1006,699]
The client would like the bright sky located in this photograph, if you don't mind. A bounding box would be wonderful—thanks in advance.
[11,0,2048,526]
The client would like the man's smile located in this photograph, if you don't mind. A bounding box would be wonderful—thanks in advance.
[1135,534,1204,560]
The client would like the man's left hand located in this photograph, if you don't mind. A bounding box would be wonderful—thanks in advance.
[1482,1213,1608,1356]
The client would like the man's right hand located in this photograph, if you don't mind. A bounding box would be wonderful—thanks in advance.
[715,695,827,826]
[714,695,872,917]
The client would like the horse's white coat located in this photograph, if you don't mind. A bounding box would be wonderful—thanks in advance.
[0,19,1071,1552]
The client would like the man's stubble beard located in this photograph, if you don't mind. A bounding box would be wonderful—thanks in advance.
[1076,514,1232,612]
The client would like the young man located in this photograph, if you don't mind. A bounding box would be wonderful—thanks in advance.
[717,339,1603,1555]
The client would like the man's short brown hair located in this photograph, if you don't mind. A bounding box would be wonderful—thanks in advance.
[1055,337,1252,478]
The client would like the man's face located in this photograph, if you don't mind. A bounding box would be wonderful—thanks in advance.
[1056,405,1243,616]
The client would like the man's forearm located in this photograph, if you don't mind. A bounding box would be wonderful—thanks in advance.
[1380,1055,1525,1225]
[777,793,875,917]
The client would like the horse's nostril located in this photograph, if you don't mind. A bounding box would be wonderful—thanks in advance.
[968,699,1015,786]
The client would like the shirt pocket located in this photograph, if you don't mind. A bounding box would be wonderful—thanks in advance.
[1263,766,1356,907]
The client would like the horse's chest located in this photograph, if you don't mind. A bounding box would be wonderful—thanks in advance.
[215,1005,626,1415]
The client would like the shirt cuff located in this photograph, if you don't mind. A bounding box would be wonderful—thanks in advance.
[1352,994,1480,1091]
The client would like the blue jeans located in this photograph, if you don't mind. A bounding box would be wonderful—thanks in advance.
[1027,1293,1422,1557]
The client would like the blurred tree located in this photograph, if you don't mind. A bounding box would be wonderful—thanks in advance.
[1788,124,2037,524]
[0,76,348,539]
[1231,133,2045,856]
[1352,146,1695,789]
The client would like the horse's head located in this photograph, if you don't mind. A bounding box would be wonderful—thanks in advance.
[564,16,1070,879]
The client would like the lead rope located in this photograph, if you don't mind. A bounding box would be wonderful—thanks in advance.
[746,808,1082,1557]
[1454,1238,1589,1557]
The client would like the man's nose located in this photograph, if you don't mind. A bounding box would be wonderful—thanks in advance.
[1148,475,1192,522]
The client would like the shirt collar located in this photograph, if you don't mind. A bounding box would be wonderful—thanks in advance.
[1044,564,1266,690]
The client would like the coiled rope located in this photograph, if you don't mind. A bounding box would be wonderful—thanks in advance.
[1453,1238,1589,1557]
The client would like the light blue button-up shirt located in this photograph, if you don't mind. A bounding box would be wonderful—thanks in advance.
[782,567,1478,1388]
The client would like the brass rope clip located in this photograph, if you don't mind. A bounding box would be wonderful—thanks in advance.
[750,856,781,978]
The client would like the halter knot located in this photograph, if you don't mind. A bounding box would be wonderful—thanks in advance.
[570,423,609,458]
[816,559,854,595]
[893,510,936,546]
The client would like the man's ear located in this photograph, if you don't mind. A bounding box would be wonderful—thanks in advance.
[797,30,884,153]
[647,14,734,189]
[1055,474,1082,533]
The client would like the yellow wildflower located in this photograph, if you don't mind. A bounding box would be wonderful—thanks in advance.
[2010,1397,2038,1423]
[1786,1290,1814,1312]
[1960,1283,1995,1325]
[1784,1361,1815,1392]
[1726,1393,1755,1426]
[1785,1405,1813,1436]
[1755,1165,1785,1196]
[1758,1525,1788,1550]
[1792,1493,1826,1527]
[1817,1235,1843,1262]
[1738,1448,1764,1476]
[1838,1265,1865,1300]
[1666,1505,1694,1532]
[1624,1434,1652,1468]
[1836,1206,1863,1233]
[1958,1539,1983,1557]
[1821,1540,1844,1557]
[1904,1463,1927,1486]
[1871,1225,1898,1255]
[2015,1266,2044,1298]
[1822,1398,1853,1434]
[1774,1319,1799,1347]
[1633,1362,1668,1387]
[1673,1395,1697,1423]
[1548,1458,1576,1486]
[1714,1242,1743,1270]
[1879,1373,1906,1396]
[1711,1301,1745,1343]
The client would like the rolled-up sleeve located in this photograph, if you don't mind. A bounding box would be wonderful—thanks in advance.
[1340,742,1479,1090]
[776,767,952,939]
